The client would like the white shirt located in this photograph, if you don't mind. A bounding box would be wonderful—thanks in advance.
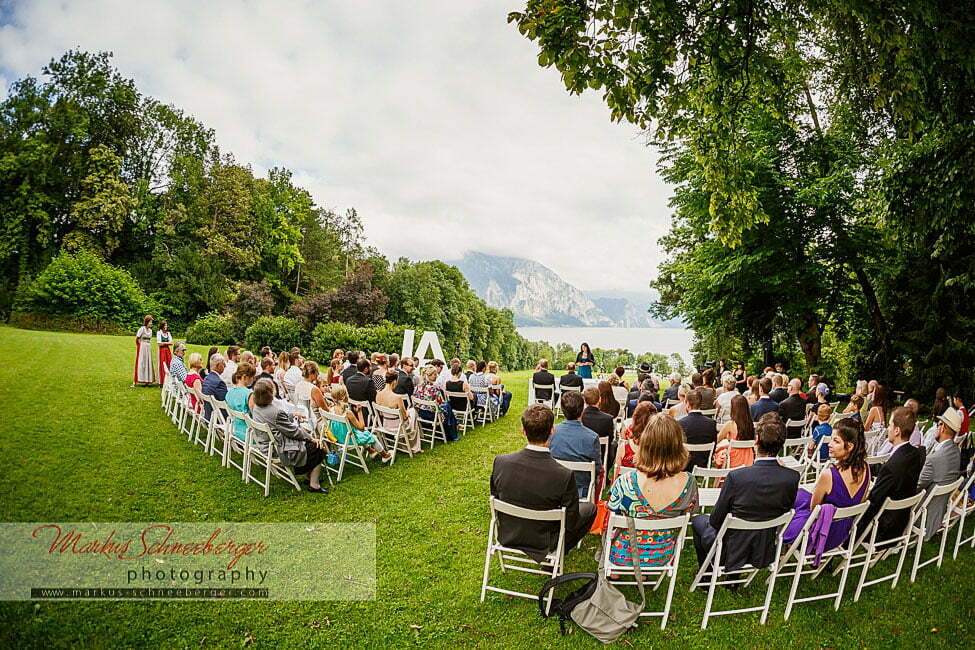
[436,367,451,389]
[221,360,237,385]
[284,365,302,389]
[156,330,171,344]
[526,445,550,453]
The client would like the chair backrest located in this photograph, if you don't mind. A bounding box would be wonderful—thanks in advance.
[691,465,735,488]
[865,453,891,466]
[297,397,316,431]
[371,402,406,434]
[782,436,812,458]
[225,404,248,434]
[560,385,582,393]
[724,509,795,532]
[444,391,472,412]
[665,399,680,408]
[490,496,565,523]
[920,476,965,511]
[684,442,715,467]
[209,398,229,427]
[699,408,718,418]
[604,512,689,566]
[242,413,273,449]
[786,419,807,429]
[555,459,596,502]
[728,438,757,450]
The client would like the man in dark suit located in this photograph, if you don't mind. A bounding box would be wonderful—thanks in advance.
[662,373,682,403]
[679,389,718,470]
[532,359,557,402]
[690,372,716,410]
[862,407,924,542]
[340,350,360,383]
[345,357,376,403]
[691,416,799,570]
[490,404,596,563]
[749,377,781,420]
[768,374,788,402]
[558,363,584,390]
[779,378,807,438]
[581,387,615,476]
[393,357,415,399]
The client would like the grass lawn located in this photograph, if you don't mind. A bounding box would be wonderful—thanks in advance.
[0,326,972,648]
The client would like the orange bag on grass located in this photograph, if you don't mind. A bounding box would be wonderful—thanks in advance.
[589,499,609,535]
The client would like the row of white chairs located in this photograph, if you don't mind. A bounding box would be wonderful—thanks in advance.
[482,460,975,629]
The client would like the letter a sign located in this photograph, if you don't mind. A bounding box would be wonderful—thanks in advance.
[401,330,445,364]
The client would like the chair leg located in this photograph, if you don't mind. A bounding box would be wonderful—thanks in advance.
[480,524,495,603]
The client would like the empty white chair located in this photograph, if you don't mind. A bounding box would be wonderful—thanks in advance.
[242,414,303,497]
[690,509,795,628]
[319,409,370,482]
[909,476,966,581]
[553,459,596,504]
[841,491,926,601]
[601,513,689,629]
[480,497,567,615]
[776,501,870,619]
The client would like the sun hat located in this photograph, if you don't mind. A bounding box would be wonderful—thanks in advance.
[937,407,963,434]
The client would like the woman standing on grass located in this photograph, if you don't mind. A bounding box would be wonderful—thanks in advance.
[132,315,157,387]
[576,342,595,379]
[157,320,173,385]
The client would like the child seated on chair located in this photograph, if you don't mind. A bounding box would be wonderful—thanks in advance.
[809,404,834,461]
[329,385,391,463]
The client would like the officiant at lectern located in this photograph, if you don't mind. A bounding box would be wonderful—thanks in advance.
[575,342,595,379]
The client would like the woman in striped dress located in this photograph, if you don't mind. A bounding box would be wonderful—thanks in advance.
[607,413,698,568]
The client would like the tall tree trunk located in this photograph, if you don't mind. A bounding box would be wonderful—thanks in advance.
[797,316,822,373]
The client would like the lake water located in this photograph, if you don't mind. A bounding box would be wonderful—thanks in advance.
[517,326,696,363]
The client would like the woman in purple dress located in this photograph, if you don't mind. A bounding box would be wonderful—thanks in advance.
[784,418,870,549]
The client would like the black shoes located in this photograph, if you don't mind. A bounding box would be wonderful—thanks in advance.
[306,483,329,494]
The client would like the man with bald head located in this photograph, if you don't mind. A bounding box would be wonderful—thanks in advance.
[778,378,807,438]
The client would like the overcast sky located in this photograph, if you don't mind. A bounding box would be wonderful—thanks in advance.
[0,0,674,293]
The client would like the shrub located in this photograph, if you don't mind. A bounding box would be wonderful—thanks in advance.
[230,280,275,338]
[8,312,128,335]
[185,312,236,346]
[244,316,306,353]
[14,251,159,328]
[307,321,406,363]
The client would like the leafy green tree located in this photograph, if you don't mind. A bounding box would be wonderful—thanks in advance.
[65,144,137,257]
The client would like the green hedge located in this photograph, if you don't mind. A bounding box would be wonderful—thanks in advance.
[307,321,405,362]
[244,316,306,352]
[15,251,159,329]
[185,312,236,346]
[8,311,129,335]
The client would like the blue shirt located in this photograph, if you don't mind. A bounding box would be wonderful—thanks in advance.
[202,371,228,420]
[750,396,780,420]
[812,422,832,461]
[549,419,602,498]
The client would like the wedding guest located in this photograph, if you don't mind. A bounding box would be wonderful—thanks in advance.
[733,362,747,394]
[201,353,228,421]
[169,342,188,383]
[559,363,584,390]
[691,372,715,410]
[254,358,281,398]
[156,320,173,385]
[328,385,391,461]
[575,342,595,379]
[487,360,512,415]
[295,361,331,436]
[221,345,240,386]
[346,357,378,404]
[715,375,738,424]
[412,365,459,441]
[274,351,290,398]
[550,391,601,499]
[251,379,328,494]
[679,389,718,470]
[613,401,655,479]
[532,359,558,402]
[340,351,360,383]
[132,315,156,386]
[202,346,218,381]
[750,377,781,420]
[376,370,421,454]
[394,357,416,398]
[768,373,788,402]
[597,380,620,419]
[714,395,755,469]
[780,379,808,437]
[184,352,204,412]
[809,404,834,461]
[861,406,923,542]
[608,413,698,568]
[226,362,257,441]
[783,417,870,548]
[445,362,474,414]
[863,383,890,433]
[283,350,303,398]
[917,408,963,540]
[326,358,344,386]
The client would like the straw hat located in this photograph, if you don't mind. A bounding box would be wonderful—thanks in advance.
[937,407,963,434]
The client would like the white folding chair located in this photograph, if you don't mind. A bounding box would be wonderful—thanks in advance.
[665,399,680,409]
[952,472,975,559]
[445,392,475,434]
[601,513,689,629]
[349,398,375,428]
[786,418,809,439]
[319,409,370,482]
[530,382,556,411]
[690,509,795,628]
[159,363,172,409]
[554,459,596,503]
[699,408,718,419]
[187,393,210,448]
[684,442,715,469]
[222,405,250,478]
[371,403,414,464]
[480,497,567,615]
[203,396,230,458]
[691,465,736,491]
[297,397,317,438]
[470,386,496,425]
[777,501,870,620]
[865,453,891,466]
[909,476,966,581]
[554,385,581,419]
[725,438,757,469]
[840,491,926,601]
[242,414,303,497]
[413,398,449,448]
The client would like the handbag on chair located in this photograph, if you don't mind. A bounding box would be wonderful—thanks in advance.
[538,516,646,644]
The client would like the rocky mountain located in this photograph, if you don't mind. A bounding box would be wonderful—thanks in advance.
[452,251,665,327]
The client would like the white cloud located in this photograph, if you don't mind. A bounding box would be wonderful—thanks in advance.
[0,0,674,292]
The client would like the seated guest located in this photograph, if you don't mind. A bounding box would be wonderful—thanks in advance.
[464,359,476,380]
[608,413,699,568]
[240,350,256,369]
[692,416,800,569]
[431,359,448,389]
[863,383,890,433]
[678,389,718,470]
[201,353,228,421]
[597,380,620,419]
[559,362,584,391]
[486,361,512,416]
[608,374,629,407]
[202,346,218,381]
[295,361,332,436]
[550,391,602,499]
[839,394,864,421]
[625,380,641,418]
[413,365,460,441]
[468,360,492,408]
[220,345,240,386]
[743,376,758,403]
[614,401,656,480]
[749,377,780,420]
[489,405,597,563]
[325,358,344,386]
[917,408,963,540]
[169,342,188,383]
[668,384,689,419]
[328,385,391,461]
[444,362,475,414]
[861,406,924,542]
[251,379,328,493]
[340,351,360,383]
[376,370,421,454]
[184,352,204,413]
[371,355,389,392]
[769,374,788,402]
[715,375,738,424]
[394,357,416,399]
[713,395,755,469]
[260,346,273,361]
[662,374,682,403]
[254,357,281,398]
[345,357,377,404]
[283,350,303,398]
[809,404,834,461]
[691,372,716,410]
[582,386,616,475]
[779,378,808,438]
[226,362,257,441]
[783,418,870,548]
[613,366,629,391]
[532,359,558,402]
[274,351,290,398]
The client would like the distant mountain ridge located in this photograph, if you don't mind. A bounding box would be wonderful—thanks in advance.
[451,251,674,327]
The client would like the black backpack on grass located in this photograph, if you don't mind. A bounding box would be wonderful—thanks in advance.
[537,572,598,636]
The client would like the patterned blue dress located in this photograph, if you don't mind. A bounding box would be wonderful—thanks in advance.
[607,471,698,567]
